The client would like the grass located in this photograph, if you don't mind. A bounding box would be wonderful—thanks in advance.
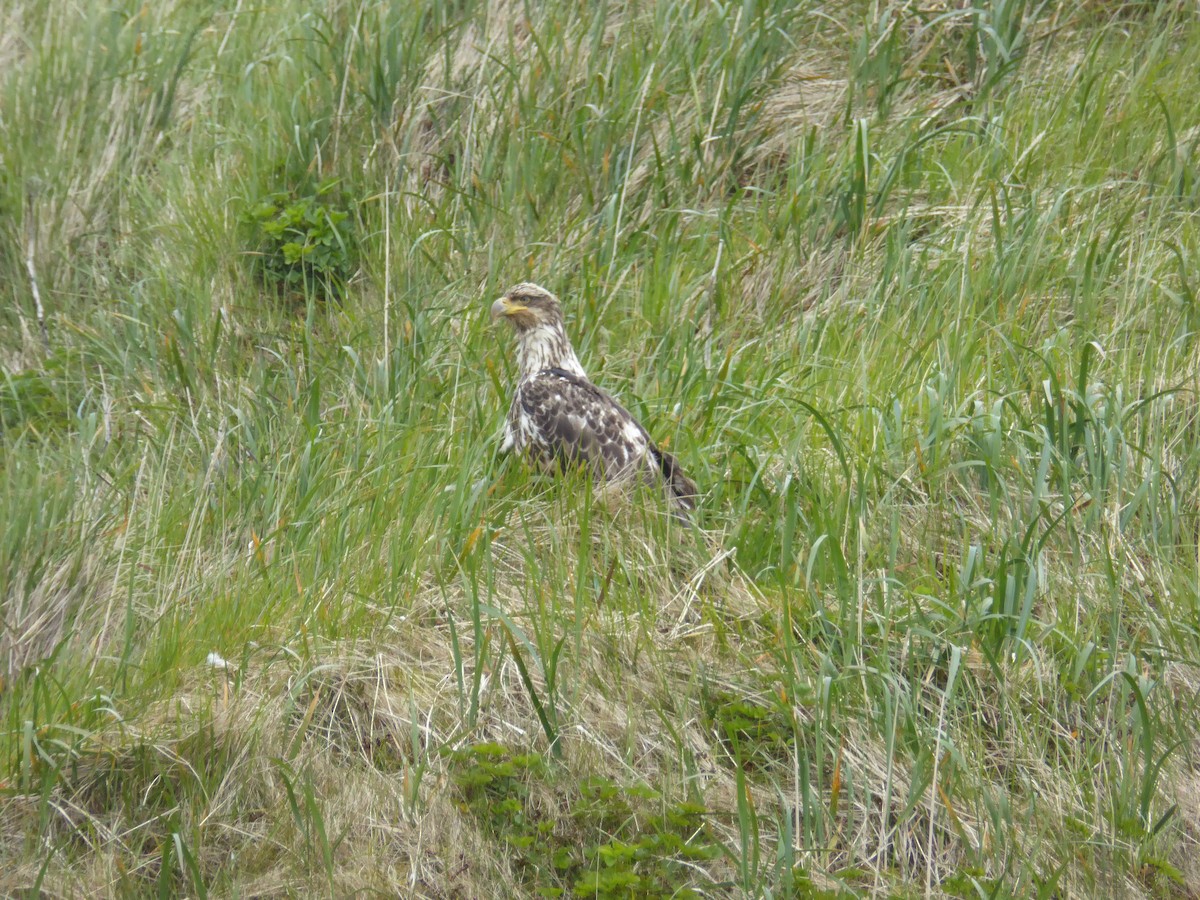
[2,0,1200,895]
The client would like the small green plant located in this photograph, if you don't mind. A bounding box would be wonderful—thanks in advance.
[702,689,794,773]
[568,778,718,899]
[243,180,355,302]
[450,742,546,839]
[449,744,718,898]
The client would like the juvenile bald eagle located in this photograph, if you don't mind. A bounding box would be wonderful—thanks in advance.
[490,283,697,516]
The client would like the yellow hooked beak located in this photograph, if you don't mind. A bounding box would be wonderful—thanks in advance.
[490,297,527,320]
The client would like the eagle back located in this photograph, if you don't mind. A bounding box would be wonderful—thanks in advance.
[512,368,651,478]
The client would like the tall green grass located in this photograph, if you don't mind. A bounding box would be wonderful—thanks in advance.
[3,0,1200,895]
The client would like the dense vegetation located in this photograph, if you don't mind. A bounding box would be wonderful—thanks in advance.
[2,0,1199,895]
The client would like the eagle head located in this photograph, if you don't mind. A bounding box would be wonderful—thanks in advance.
[490,283,564,333]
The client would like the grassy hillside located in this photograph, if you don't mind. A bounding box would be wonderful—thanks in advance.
[3,0,1199,895]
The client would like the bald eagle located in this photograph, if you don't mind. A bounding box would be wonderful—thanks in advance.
[490,283,698,516]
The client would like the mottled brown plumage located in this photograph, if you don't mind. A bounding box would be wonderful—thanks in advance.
[490,283,697,515]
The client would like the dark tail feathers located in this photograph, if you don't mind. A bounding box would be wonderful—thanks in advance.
[652,448,698,518]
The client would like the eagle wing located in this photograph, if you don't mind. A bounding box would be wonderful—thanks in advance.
[511,368,699,514]
[517,368,650,478]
